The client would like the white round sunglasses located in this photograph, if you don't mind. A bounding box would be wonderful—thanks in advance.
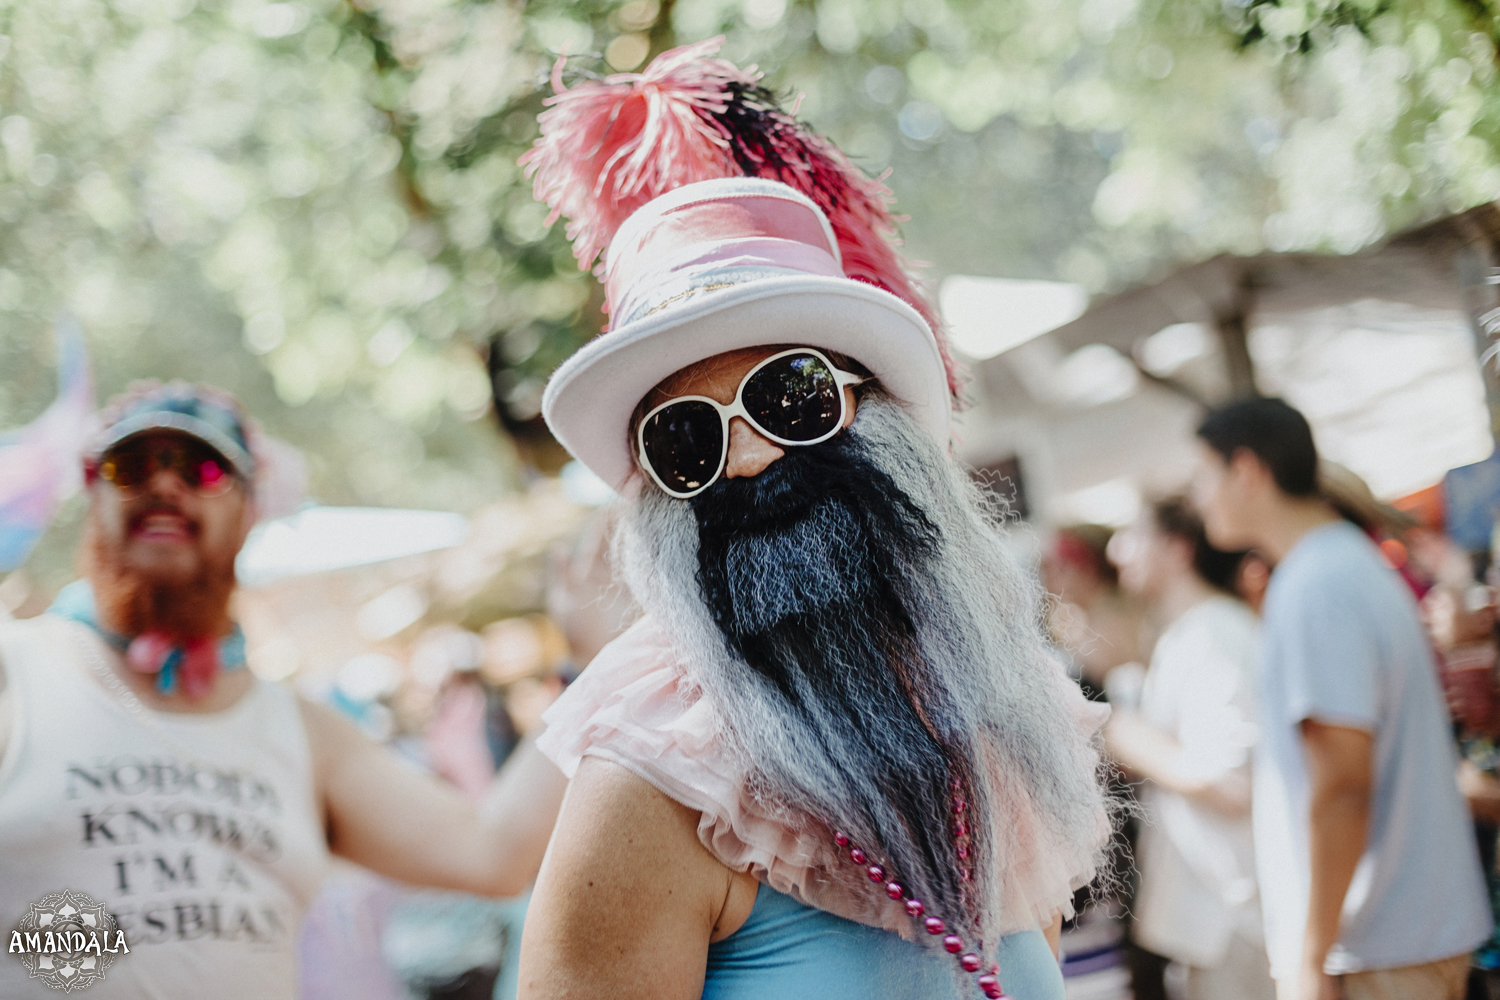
[636,347,868,499]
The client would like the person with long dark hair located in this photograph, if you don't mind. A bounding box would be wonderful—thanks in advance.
[1105,497,1272,999]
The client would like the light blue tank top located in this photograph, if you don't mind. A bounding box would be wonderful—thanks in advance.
[703,884,1064,1000]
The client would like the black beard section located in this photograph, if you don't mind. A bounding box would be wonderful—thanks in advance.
[689,431,980,931]
[691,431,938,641]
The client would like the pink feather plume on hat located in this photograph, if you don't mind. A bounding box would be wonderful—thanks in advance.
[520,37,964,402]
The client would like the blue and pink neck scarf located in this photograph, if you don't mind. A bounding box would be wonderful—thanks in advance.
[49,580,246,700]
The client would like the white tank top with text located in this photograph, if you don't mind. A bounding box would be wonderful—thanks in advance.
[0,614,329,999]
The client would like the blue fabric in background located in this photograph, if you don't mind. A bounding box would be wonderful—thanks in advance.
[1445,447,1500,553]
[704,883,1062,1000]
[0,317,93,573]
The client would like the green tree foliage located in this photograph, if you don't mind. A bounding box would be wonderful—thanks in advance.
[3,0,1500,593]
[0,0,520,522]
[1222,0,1500,249]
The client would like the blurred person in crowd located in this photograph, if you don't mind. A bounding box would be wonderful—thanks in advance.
[0,381,569,1000]
[1319,449,1500,989]
[1192,396,1490,1000]
[1104,497,1272,1000]
[1434,594,1500,991]
[514,41,1112,1000]
[428,664,522,803]
[1039,521,1160,999]
[1041,523,1149,694]
[1040,525,1154,997]
[1420,544,1500,987]
[1319,460,1434,601]
[385,543,637,1000]
[1236,551,1273,615]
[545,507,638,673]
[1426,578,1500,736]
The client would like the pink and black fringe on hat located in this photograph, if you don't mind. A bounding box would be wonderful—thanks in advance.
[522,38,966,493]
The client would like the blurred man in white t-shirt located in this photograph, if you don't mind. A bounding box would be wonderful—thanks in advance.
[1191,397,1489,1000]
[1105,496,1273,1000]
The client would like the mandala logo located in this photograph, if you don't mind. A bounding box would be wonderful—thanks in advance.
[8,889,130,993]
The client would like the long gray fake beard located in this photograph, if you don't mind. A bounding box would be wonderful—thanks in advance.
[617,396,1110,950]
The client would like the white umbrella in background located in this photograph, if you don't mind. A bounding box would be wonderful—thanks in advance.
[237,506,470,587]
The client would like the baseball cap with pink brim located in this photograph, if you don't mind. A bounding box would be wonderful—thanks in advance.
[541,177,952,493]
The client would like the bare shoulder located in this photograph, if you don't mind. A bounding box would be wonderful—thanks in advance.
[518,756,758,1000]
[546,757,760,933]
[549,755,723,887]
[295,694,380,786]
[0,612,37,695]
[297,692,387,744]
[296,694,349,741]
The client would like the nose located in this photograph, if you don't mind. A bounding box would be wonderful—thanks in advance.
[146,465,192,500]
[723,417,785,479]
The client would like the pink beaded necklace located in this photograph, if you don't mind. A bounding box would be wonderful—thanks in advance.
[831,782,1011,999]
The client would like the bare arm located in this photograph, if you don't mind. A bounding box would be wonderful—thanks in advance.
[518,756,758,1000]
[301,698,567,897]
[1459,759,1500,825]
[1104,711,1251,816]
[1044,911,1063,958]
[1296,719,1373,998]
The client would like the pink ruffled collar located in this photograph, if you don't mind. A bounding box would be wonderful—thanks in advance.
[537,616,1107,937]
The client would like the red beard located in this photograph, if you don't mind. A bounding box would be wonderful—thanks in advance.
[82,517,237,642]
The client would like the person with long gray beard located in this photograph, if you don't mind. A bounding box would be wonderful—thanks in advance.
[514,41,1113,1000]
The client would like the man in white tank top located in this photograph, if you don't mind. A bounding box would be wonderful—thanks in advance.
[0,382,568,999]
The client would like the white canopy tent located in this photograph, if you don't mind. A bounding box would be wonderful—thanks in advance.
[948,201,1500,525]
[237,506,471,587]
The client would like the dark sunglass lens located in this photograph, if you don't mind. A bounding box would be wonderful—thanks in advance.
[741,353,841,442]
[101,451,152,490]
[642,400,724,495]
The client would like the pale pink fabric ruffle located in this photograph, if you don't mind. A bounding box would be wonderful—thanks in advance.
[537,616,1109,938]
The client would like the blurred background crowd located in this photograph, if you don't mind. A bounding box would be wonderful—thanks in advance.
[11,0,1500,998]
[1041,468,1500,1000]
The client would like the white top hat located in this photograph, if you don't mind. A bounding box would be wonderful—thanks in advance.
[542,178,952,492]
